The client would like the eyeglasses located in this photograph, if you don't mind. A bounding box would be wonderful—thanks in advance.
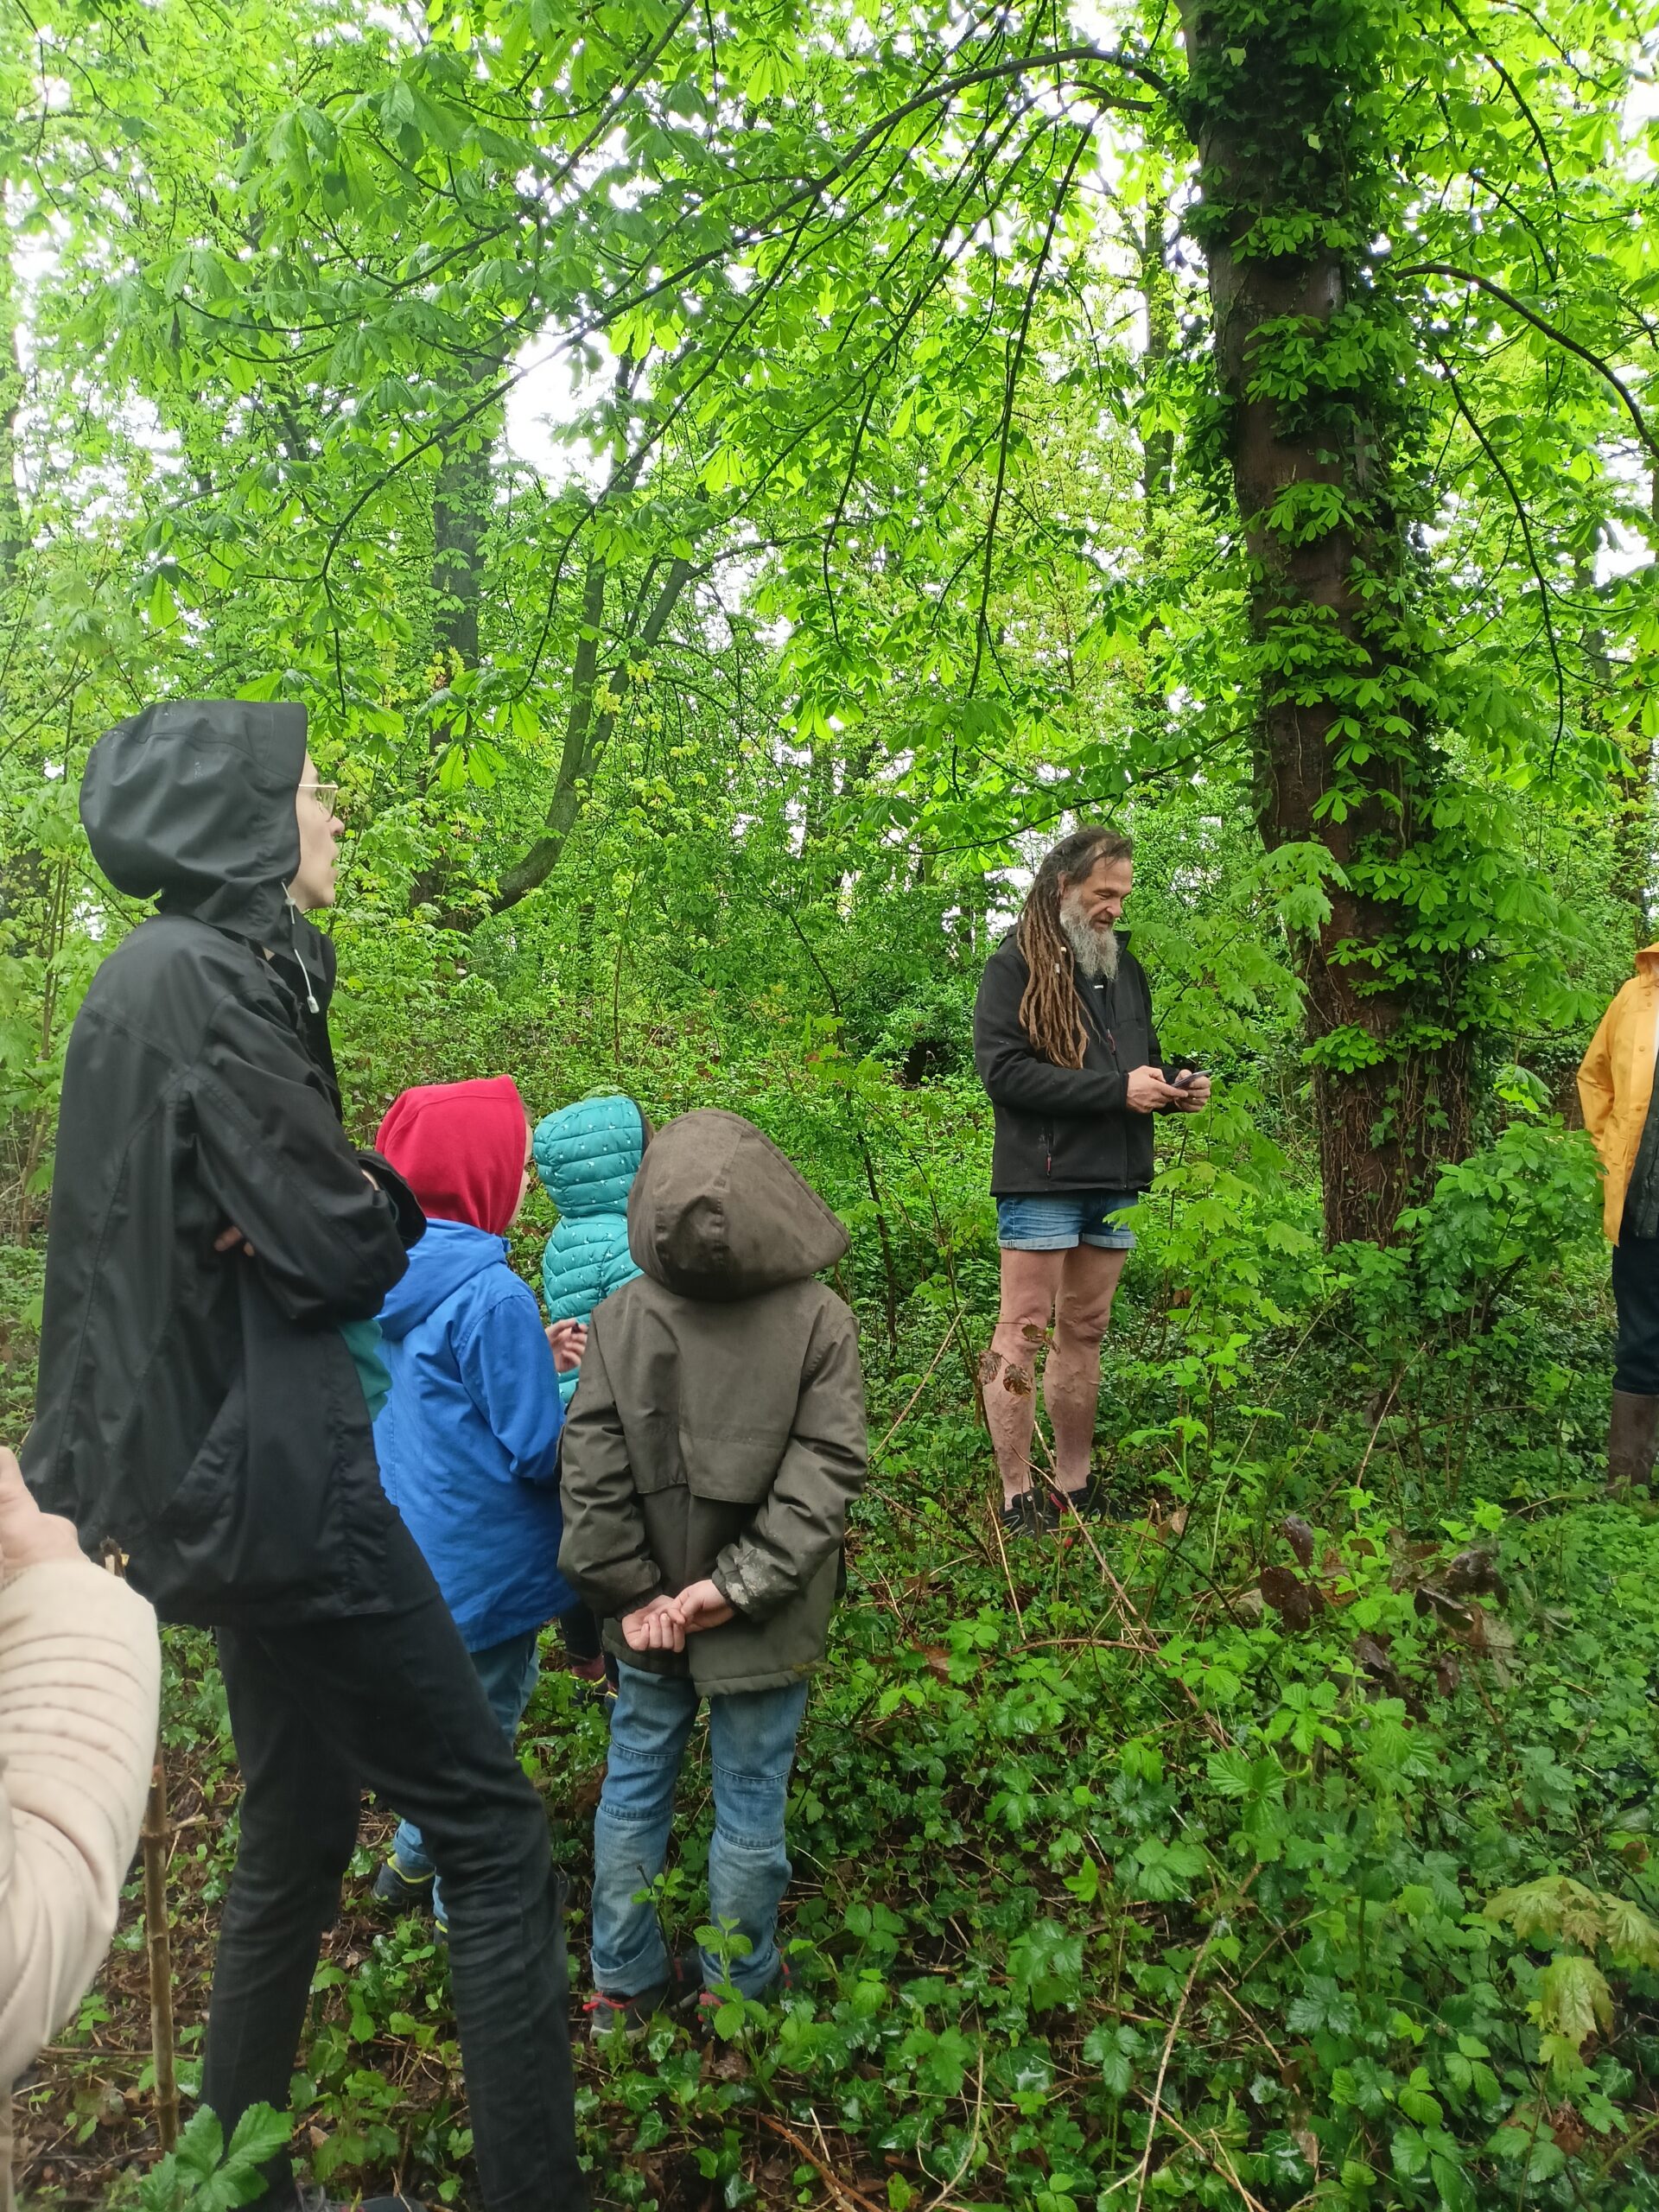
[297,781,342,814]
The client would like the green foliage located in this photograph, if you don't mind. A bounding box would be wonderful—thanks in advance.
[130,2104,286,2210]
[7,0,1659,2203]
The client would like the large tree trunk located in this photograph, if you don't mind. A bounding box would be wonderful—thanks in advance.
[431,416,494,670]
[411,367,499,915]
[1609,476,1659,949]
[1178,0,1472,1244]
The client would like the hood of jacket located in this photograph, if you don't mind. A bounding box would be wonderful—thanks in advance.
[378,1216,507,1342]
[1637,945,1659,979]
[534,1093,648,1218]
[376,1076,527,1237]
[81,700,315,945]
[626,1109,848,1302]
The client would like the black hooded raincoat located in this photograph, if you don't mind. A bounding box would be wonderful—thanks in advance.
[23,702,422,1625]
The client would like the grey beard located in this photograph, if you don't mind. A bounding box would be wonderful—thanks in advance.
[1060,906,1120,981]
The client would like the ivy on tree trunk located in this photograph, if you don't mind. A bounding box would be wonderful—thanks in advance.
[1179,0,1473,1244]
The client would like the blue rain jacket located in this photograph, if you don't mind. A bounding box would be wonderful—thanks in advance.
[534,1095,647,1407]
[375,1216,574,1649]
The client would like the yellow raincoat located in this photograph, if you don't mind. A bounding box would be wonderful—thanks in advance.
[1578,945,1659,1242]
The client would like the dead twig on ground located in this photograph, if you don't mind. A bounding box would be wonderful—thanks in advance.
[752,2112,885,2212]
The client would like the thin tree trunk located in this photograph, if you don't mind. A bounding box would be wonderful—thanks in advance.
[0,257,22,590]
[1139,190,1175,522]
[142,1750,179,2152]
[492,555,694,911]
[804,738,834,847]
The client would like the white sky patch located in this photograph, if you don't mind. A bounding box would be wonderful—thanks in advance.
[503,329,620,487]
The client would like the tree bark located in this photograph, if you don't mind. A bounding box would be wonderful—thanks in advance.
[1138,191,1175,520]
[804,737,834,847]
[431,414,495,669]
[410,367,500,913]
[492,554,694,911]
[1178,0,1472,1244]
[0,232,23,591]
[1609,479,1659,948]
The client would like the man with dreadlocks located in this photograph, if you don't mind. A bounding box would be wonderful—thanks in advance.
[972,827,1209,1533]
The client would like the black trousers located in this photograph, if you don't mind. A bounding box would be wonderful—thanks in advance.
[1613,1226,1659,1395]
[555,1600,603,1666]
[201,1520,586,2211]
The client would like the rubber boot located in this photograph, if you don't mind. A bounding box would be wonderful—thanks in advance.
[1607,1389,1659,1495]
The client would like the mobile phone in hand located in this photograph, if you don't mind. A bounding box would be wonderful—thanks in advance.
[1172,1069,1196,1090]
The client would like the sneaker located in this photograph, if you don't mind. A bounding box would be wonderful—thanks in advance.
[372,1858,435,1914]
[1000,1490,1056,1537]
[1055,1478,1108,1523]
[585,1949,700,2040]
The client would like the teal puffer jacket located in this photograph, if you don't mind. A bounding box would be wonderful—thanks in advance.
[535,1094,648,1405]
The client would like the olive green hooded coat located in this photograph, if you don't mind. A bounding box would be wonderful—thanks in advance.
[557,1109,867,1694]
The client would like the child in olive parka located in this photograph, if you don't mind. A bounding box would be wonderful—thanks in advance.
[558,1109,868,2032]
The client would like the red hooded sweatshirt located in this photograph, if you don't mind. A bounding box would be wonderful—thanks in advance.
[375,1077,528,1235]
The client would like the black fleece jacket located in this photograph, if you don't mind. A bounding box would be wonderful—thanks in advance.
[972,931,1162,1196]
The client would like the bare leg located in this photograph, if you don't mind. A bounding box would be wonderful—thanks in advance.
[984,1248,1066,1507]
[1043,1244,1128,1495]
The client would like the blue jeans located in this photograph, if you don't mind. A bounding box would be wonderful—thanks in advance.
[590,1665,810,1999]
[393,1628,541,1925]
[995,1189,1138,1251]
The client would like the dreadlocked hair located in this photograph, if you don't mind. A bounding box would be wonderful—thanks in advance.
[1015,826,1134,1069]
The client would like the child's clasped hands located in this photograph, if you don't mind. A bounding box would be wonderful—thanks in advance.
[620,1580,734,1652]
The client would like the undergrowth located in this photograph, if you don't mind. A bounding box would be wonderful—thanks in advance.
[15,1103,1659,2209]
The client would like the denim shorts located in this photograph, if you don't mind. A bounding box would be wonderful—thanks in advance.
[995,1191,1139,1252]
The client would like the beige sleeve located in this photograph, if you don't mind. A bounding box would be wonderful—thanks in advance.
[0,1561,160,2088]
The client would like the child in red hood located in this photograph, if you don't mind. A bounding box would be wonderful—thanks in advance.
[370,1075,586,1929]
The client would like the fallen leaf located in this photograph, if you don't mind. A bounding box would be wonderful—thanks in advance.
[1552,2105,1587,2158]
[1433,1652,1461,1696]
[1260,1563,1323,1630]
[1414,1585,1472,1629]
[1281,1514,1316,1567]
[1445,1545,1505,1599]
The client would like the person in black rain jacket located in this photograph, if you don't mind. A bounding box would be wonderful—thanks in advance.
[971,826,1210,1535]
[23,702,585,2212]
